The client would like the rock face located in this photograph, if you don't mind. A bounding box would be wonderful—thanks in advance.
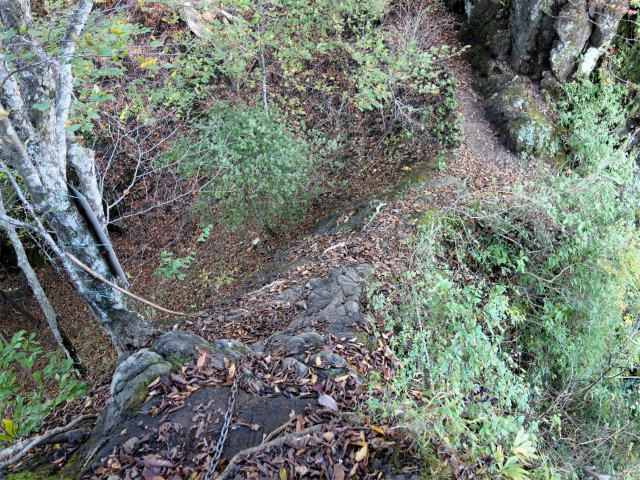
[55,265,375,479]
[549,0,592,81]
[253,265,375,354]
[461,0,627,80]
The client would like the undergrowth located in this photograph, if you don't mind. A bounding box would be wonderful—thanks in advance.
[367,79,640,479]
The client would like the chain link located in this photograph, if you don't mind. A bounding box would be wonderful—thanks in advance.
[204,373,239,480]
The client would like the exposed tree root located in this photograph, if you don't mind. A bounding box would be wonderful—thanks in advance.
[217,424,322,480]
[0,414,97,471]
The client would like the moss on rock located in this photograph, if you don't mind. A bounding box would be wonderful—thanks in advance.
[414,210,474,232]
[483,81,567,163]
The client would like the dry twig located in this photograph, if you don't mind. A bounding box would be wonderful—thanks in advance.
[0,414,97,470]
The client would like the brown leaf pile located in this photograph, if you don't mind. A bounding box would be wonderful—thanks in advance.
[143,334,398,416]
[233,415,404,480]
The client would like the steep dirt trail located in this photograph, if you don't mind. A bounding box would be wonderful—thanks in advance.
[444,50,533,190]
[456,88,523,169]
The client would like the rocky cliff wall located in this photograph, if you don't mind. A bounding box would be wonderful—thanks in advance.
[454,0,629,81]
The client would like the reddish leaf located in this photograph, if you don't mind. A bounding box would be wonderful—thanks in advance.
[142,454,174,468]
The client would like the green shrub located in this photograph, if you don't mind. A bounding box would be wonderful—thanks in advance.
[200,0,459,141]
[444,153,640,474]
[556,80,637,184]
[368,78,640,478]
[0,331,86,446]
[164,104,321,233]
[368,232,543,479]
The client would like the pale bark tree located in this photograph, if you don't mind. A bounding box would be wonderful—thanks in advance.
[0,0,158,353]
[0,191,83,370]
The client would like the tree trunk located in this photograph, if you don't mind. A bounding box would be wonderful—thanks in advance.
[0,194,84,373]
[0,0,159,354]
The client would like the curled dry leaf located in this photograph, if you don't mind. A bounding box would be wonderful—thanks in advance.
[318,394,339,412]
[196,353,206,369]
[354,444,368,462]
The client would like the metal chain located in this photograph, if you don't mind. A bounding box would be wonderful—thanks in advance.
[204,373,240,480]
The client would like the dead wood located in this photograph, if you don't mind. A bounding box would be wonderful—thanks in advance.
[217,424,322,480]
[65,252,190,317]
[0,414,97,471]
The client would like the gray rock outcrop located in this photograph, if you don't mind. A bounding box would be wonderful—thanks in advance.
[549,0,592,81]
[509,0,549,73]
[461,0,628,80]
[110,349,172,412]
[60,264,377,479]
[252,265,375,354]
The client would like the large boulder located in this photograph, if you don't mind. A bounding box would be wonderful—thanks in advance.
[151,330,205,360]
[110,350,172,413]
[479,75,566,162]
[89,331,254,440]
[549,0,592,81]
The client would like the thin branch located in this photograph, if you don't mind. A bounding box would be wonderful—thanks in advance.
[64,252,190,317]
[217,425,322,480]
[0,414,97,470]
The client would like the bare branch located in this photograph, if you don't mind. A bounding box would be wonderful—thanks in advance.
[64,252,190,317]
[0,415,97,470]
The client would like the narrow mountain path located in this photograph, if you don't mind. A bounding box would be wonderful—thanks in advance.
[456,88,524,169]
[75,57,540,480]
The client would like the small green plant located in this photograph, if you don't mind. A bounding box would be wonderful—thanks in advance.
[199,266,238,293]
[154,251,196,281]
[0,331,86,445]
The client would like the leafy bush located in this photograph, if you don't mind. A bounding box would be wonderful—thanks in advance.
[368,232,543,479]
[556,80,636,184]
[165,104,321,233]
[462,173,640,477]
[200,0,459,138]
[611,15,640,84]
[444,83,639,474]
[368,78,640,478]
[0,331,86,446]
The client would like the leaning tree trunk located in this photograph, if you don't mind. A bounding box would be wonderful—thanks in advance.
[0,193,83,372]
[0,0,158,354]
